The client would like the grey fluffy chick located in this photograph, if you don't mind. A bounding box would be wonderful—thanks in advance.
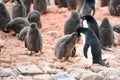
[54,32,78,61]
[27,10,42,28]
[17,27,28,41]
[25,22,43,55]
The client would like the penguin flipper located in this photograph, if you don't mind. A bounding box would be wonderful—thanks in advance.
[24,37,27,48]
[92,6,95,16]
[84,42,90,58]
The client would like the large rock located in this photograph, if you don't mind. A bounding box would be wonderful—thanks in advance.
[33,74,50,80]
[0,67,15,77]
[98,67,120,77]
[17,65,43,75]
[90,64,107,73]
[108,60,120,69]
[17,75,33,80]
[38,61,60,74]
[48,72,76,80]
[106,76,120,80]
[80,73,104,80]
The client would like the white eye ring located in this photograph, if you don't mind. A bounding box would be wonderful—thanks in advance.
[83,20,89,28]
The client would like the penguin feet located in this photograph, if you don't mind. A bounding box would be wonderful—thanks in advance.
[64,57,74,63]
[85,66,91,69]
[40,51,44,55]
[28,51,35,56]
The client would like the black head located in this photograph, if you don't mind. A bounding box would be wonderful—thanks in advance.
[0,3,5,10]
[76,27,88,36]
[30,22,37,30]
[16,0,22,5]
[80,15,94,21]
[101,17,109,25]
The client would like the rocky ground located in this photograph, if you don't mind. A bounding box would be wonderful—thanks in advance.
[0,0,120,80]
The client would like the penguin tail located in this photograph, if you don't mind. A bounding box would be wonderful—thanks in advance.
[101,45,114,52]
[99,58,106,66]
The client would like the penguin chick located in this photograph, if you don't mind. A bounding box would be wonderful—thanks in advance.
[27,10,42,28]
[0,2,11,32]
[64,10,80,35]
[11,0,27,19]
[17,27,28,41]
[113,24,120,33]
[4,17,30,35]
[25,22,43,55]
[99,17,114,48]
[76,27,106,67]
[54,32,78,61]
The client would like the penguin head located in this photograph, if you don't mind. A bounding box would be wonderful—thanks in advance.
[76,27,88,36]
[71,32,77,37]
[0,3,5,11]
[80,15,94,22]
[16,0,22,5]
[30,22,38,31]
[101,17,109,26]
[70,10,79,20]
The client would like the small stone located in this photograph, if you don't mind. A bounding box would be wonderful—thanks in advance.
[3,76,16,80]
[80,73,104,80]
[0,39,4,51]
[56,72,69,79]
[33,74,50,80]
[47,31,61,38]
[106,76,120,80]
[38,61,60,74]
[90,64,107,73]
[21,76,33,80]
[17,65,42,75]
[69,68,86,79]
[47,75,56,80]
[114,31,120,45]
[47,72,76,80]
[17,75,33,80]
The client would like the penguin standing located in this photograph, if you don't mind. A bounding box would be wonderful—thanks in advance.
[11,0,27,19]
[25,22,43,55]
[99,18,114,48]
[81,15,113,51]
[54,32,78,61]
[76,27,106,67]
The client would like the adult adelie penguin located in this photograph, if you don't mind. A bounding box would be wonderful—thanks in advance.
[76,27,106,67]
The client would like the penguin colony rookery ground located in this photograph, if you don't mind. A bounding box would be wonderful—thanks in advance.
[0,0,120,68]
